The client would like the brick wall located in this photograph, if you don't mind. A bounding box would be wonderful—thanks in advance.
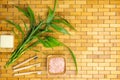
[0,0,120,80]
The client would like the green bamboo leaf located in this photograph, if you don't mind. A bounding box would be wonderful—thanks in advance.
[46,8,54,23]
[46,36,62,46]
[38,36,62,48]
[5,20,24,36]
[33,29,53,38]
[37,38,51,48]
[24,41,40,51]
[22,19,29,31]
[53,0,57,13]
[65,46,78,73]
[45,39,54,48]
[50,23,70,34]
[46,0,57,23]
[52,18,76,31]
[46,29,54,33]
[31,21,44,36]
[15,6,29,17]
[44,41,52,48]
[37,37,59,48]
[27,6,36,24]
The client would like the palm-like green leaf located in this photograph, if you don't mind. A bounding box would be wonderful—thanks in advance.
[51,23,70,34]
[46,36,62,46]
[32,37,50,48]
[32,21,44,35]
[23,41,40,51]
[22,20,29,31]
[46,0,58,23]
[27,6,36,25]
[45,36,62,47]
[52,18,76,31]
[40,39,51,48]
[37,36,62,48]
[46,29,54,33]
[46,8,54,23]
[65,46,78,73]
[15,6,29,17]
[5,20,24,36]
[53,0,57,13]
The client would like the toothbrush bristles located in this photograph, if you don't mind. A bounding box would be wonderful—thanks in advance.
[34,56,38,59]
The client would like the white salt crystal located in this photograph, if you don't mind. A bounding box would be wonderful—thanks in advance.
[0,35,14,48]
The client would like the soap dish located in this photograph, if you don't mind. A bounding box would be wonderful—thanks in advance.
[47,55,66,76]
[0,31,14,52]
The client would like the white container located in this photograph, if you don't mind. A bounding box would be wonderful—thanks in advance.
[0,35,14,48]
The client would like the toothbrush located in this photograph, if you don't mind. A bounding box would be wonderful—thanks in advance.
[13,55,38,69]
[13,63,41,72]
[14,71,41,76]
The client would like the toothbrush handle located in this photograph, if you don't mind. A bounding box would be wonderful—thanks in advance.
[13,63,41,72]
[13,56,37,69]
[14,71,41,76]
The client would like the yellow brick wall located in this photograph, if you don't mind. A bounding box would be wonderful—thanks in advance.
[0,0,120,80]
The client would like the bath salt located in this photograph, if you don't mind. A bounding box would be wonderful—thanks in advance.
[49,57,65,74]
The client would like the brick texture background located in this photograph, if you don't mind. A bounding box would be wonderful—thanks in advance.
[0,0,120,80]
